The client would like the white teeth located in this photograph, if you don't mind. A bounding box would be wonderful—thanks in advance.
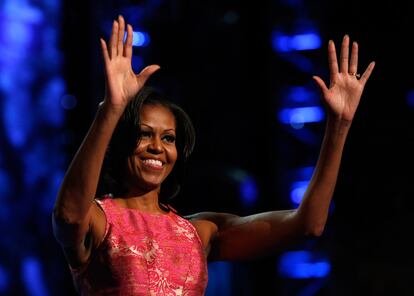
[143,159,163,167]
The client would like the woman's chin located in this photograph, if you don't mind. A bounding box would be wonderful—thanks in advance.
[137,178,163,191]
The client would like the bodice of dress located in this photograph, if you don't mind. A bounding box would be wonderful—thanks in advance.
[70,197,208,296]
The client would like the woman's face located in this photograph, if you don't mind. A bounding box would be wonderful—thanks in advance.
[125,103,178,193]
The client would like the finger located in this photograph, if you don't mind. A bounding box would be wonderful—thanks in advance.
[340,35,350,73]
[327,40,339,78]
[312,75,329,94]
[359,61,375,86]
[137,65,161,85]
[109,20,118,59]
[100,38,110,68]
[117,15,125,57]
[124,24,133,58]
[349,41,358,75]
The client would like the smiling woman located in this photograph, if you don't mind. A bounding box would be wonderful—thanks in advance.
[97,87,195,209]
[52,14,374,296]
[129,104,177,188]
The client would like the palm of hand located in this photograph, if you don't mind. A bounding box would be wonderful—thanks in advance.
[313,36,375,123]
[105,58,140,106]
[323,73,364,122]
[100,16,159,111]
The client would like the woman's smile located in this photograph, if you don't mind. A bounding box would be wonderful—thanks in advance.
[141,158,164,170]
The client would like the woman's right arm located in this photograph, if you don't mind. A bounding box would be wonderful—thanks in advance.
[52,15,159,266]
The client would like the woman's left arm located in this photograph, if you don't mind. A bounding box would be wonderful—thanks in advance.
[200,35,375,261]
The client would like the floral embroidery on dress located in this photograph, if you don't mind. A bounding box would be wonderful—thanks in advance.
[70,197,208,296]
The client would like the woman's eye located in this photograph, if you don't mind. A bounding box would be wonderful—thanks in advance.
[163,135,176,143]
[140,131,152,138]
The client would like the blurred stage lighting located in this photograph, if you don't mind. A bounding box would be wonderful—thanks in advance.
[282,86,320,104]
[290,181,309,205]
[406,90,414,108]
[239,176,258,208]
[205,262,232,296]
[0,265,8,293]
[226,169,258,208]
[132,31,150,47]
[272,32,321,52]
[278,106,325,129]
[278,251,331,279]
[22,257,49,296]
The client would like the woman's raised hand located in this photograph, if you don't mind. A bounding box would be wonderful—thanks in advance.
[100,15,159,112]
[312,35,375,124]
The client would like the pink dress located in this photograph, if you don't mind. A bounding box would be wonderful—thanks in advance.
[70,198,208,295]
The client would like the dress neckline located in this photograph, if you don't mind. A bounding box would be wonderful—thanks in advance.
[108,197,173,217]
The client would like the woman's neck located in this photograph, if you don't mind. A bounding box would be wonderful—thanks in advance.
[117,189,166,214]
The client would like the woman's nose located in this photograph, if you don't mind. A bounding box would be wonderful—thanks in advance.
[147,137,163,153]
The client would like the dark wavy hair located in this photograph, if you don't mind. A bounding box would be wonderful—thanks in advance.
[97,86,195,208]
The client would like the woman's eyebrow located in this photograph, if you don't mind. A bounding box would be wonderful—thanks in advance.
[139,124,163,130]
[139,124,176,132]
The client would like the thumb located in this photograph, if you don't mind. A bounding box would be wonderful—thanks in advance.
[312,76,328,94]
[137,65,161,85]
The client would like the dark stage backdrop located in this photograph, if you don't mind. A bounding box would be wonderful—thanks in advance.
[0,0,413,295]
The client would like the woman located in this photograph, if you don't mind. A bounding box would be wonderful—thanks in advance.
[53,15,375,295]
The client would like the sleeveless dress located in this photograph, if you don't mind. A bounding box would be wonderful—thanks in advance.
[70,197,208,295]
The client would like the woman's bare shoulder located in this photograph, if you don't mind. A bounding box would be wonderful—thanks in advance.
[185,211,240,229]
